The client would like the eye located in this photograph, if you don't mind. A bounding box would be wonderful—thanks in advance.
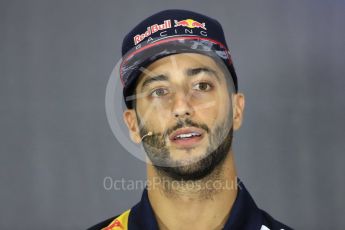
[150,88,169,97]
[192,82,213,91]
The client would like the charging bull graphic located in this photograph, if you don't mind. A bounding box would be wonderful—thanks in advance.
[174,19,207,30]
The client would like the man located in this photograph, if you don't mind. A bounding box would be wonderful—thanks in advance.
[89,9,292,230]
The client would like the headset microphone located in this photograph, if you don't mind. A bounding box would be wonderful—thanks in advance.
[140,131,153,142]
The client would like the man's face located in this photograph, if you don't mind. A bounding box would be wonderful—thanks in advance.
[126,53,235,180]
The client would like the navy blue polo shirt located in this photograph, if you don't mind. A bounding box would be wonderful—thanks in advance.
[88,180,292,230]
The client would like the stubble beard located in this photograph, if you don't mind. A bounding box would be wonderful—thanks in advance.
[138,116,234,182]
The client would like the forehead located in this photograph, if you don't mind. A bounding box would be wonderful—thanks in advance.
[146,53,219,70]
[136,53,227,85]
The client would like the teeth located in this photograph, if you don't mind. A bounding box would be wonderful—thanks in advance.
[175,132,200,139]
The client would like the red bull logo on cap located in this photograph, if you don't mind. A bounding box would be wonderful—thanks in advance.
[133,20,172,45]
[131,18,208,49]
[174,19,207,30]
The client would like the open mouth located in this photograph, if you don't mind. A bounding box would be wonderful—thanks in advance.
[169,127,205,148]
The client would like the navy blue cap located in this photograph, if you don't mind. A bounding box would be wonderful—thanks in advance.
[120,9,238,108]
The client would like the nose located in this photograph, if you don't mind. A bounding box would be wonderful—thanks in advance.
[171,91,194,119]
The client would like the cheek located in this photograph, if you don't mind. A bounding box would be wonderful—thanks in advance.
[137,102,172,131]
[193,91,231,126]
[195,103,220,127]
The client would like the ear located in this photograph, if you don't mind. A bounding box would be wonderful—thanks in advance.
[232,93,245,131]
[123,109,141,144]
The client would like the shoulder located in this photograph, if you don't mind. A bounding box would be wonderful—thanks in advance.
[87,215,119,230]
[87,209,131,230]
[260,210,293,230]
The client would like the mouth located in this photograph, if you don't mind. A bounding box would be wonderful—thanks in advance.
[168,127,205,148]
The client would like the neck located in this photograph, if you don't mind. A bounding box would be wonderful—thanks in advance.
[146,150,238,230]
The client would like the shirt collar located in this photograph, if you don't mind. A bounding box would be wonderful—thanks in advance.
[222,179,262,229]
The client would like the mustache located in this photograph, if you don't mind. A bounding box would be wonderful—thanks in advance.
[163,119,210,139]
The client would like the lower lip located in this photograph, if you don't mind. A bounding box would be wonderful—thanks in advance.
[170,135,204,148]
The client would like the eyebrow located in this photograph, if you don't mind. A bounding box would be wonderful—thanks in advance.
[141,74,168,91]
[186,67,220,81]
[140,67,220,91]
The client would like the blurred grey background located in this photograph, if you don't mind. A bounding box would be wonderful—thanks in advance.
[1,0,345,229]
